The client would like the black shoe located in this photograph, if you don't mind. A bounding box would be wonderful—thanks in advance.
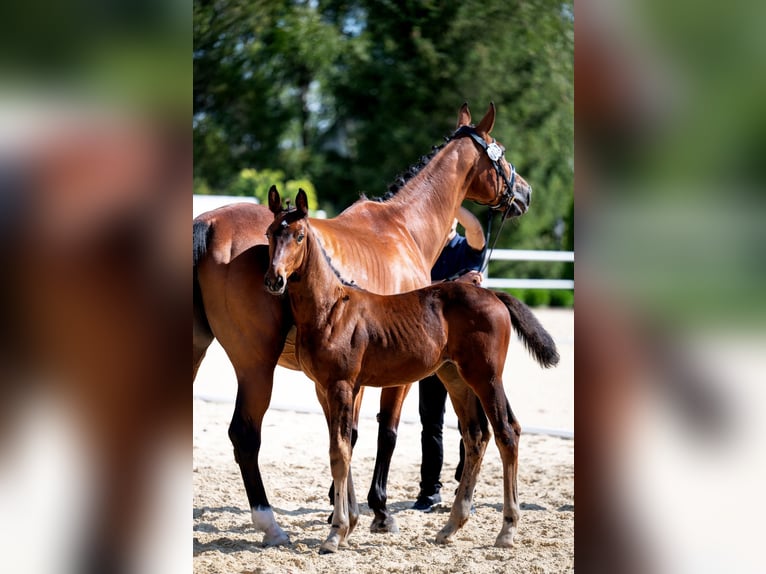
[412,492,442,511]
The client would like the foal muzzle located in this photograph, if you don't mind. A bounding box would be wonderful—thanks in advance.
[264,273,286,295]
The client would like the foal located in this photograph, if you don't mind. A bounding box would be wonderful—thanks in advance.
[264,187,559,553]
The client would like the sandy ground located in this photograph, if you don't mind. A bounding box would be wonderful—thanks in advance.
[193,309,573,573]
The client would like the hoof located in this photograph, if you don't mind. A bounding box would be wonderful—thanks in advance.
[262,530,290,547]
[370,515,399,534]
[319,541,338,554]
[435,528,454,545]
[494,530,515,548]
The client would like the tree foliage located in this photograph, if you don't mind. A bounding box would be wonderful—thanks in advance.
[194,0,573,279]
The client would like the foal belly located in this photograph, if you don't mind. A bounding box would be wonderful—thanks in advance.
[357,352,443,388]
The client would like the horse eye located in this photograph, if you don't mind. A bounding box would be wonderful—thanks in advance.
[296,233,305,243]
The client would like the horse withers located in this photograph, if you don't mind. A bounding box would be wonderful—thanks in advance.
[264,187,558,553]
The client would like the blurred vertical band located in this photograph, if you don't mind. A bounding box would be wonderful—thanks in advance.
[576,0,766,573]
[0,1,189,573]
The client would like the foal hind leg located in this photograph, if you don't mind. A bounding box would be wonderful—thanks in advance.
[472,380,522,547]
[368,384,411,533]
[434,365,490,544]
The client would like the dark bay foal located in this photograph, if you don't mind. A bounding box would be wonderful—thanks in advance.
[264,187,558,554]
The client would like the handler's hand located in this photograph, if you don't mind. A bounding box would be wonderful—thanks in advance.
[456,270,483,286]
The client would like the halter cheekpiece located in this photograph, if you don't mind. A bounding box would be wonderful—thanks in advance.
[451,125,521,216]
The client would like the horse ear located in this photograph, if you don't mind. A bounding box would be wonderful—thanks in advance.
[456,102,471,129]
[268,185,282,215]
[296,188,309,217]
[475,102,496,135]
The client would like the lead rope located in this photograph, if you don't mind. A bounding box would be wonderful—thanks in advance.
[480,207,511,275]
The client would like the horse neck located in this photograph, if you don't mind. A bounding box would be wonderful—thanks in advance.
[382,139,479,265]
[288,227,345,325]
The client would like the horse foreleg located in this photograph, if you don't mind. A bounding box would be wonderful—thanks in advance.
[367,384,410,533]
[228,373,290,547]
[435,365,490,544]
[320,381,355,554]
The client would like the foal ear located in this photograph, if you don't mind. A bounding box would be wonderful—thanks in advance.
[475,102,496,135]
[456,102,471,129]
[268,185,282,215]
[296,188,309,217]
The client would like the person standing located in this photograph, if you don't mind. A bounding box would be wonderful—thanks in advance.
[413,207,486,511]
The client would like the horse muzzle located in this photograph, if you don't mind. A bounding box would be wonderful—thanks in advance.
[264,272,286,295]
[501,183,531,218]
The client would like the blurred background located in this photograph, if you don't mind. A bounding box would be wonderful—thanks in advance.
[1,0,189,573]
[576,0,766,572]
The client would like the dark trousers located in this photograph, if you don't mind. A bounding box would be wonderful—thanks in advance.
[418,374,465,495]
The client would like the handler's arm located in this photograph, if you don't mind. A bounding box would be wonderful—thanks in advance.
[457,206,486,251]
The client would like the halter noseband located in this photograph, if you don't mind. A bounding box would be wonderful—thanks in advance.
[452,125,525,216]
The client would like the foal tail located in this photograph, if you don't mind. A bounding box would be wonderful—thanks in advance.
[493,291,560,368]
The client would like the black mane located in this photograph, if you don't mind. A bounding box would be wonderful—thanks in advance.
[364,134,453,202]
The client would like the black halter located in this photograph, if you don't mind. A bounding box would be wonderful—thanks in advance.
[451,125,524,216]
[451,125,526,273]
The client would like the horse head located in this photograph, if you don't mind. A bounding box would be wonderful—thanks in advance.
[264,185,310,295]
[456,103,532,218]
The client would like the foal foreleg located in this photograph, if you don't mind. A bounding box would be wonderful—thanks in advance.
[320,381,355,554]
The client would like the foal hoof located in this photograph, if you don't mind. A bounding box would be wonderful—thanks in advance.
[494,532,515,548]
[435,527,455,545]
[370,515,399,534]
[319,541,338,554]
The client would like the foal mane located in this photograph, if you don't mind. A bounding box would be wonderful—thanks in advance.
[302,217,358,289]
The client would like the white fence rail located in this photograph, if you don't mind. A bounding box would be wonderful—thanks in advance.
[484,249,574,290]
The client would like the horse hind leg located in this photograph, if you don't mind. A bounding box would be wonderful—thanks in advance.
[367,385,411,534]
[192,303,213,381]
[228,371,290,547]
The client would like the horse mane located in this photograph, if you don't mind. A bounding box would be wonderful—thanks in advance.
[362,134,453,202]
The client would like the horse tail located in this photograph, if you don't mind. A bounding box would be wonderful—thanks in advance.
[493,291,560,368]
[193,218,214,346]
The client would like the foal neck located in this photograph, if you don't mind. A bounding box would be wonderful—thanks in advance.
[288,226,347,323]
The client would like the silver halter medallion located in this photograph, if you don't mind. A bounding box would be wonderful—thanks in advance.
[486,141,503,162]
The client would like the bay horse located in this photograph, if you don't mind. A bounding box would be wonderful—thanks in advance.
[193,103,532,544]
[264,187,559,553]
